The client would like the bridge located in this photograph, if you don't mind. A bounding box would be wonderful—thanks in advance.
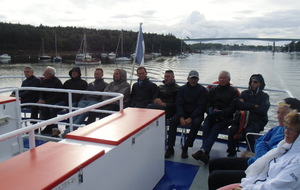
[183,37,300,52]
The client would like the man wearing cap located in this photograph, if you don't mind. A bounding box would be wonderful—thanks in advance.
[192,71,239,164]
[165,70,207,159]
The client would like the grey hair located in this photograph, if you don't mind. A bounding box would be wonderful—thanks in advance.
[46,66,56,76]
[219,70,231,80]
[24,66,33,72]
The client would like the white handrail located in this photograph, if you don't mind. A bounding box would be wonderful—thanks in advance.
[0,86,124,150]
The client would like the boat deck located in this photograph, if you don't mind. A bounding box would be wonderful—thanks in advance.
[155,136,246,190]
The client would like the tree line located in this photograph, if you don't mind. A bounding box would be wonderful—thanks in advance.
[0,22,188,57]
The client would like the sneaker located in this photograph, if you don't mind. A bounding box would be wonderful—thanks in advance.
[165,147,174,158]
[192,150,210,164]
[181,146,188,159]
[51,128,61,137]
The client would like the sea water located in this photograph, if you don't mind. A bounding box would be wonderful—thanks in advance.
[1,51,300,129]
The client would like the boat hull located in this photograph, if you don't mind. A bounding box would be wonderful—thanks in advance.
[75,58,101,65]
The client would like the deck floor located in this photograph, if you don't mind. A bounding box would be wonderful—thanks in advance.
[159,137,246,190]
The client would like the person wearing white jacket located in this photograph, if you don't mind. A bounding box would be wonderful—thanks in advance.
[218,109,300,190]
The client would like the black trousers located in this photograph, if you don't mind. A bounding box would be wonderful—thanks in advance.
[208,157,248,190]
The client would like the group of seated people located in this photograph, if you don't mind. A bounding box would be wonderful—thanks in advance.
[13,66,172,136]
[13,66,300,189]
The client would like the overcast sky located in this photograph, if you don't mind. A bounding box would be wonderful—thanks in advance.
[1,0,299,45]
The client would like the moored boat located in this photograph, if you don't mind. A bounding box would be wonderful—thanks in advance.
[38,38,51,61]
[53,33,62,63]
[75,33,101,65]
[0,54,11,59]
[108,52,116,60]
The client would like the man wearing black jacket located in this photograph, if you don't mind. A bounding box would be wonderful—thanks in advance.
[11,66,41,122]
[130,66,157,108]
[192,71,239,164]
[38,66,63,135]
[165,70,207,159]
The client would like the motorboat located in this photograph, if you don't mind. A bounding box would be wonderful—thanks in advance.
[108,52,116,59]
[115,56,132,63]
[0,54,11,60]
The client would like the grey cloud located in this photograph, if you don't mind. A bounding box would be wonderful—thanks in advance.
[169,9,300,41]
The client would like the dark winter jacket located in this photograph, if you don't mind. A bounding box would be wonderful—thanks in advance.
[40,76,63,104]
[130,77,157,108]
[176,82,207,120]
[156,80,180,119]
[206,83,239,119]
[62,67,88,102]
[236,74,270,130]
[13,75,42,103]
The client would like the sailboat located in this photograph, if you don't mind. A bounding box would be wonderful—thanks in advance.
[38,38,51,61]
[178,39,187,59]
[53,33,62,63]
[75,33,101,65]
[100,45,108,58]
[115,30,132,63]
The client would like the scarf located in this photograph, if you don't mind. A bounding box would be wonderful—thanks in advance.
[241,139,292,187]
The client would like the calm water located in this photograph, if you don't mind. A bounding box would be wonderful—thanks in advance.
[1,51,300,128]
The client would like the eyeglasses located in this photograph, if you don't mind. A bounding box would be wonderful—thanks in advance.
[278,101,291,108]
[284,126,300,134]
[250,80,259,84]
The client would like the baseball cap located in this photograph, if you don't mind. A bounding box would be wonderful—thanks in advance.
[188,70,199,79]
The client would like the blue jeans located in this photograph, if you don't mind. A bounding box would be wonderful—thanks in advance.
[201,117,231,153]
[73,100,98,125]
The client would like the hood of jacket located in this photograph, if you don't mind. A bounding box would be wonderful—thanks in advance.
[248,74,265,91]
[114,69,127,83]
[69,67,82,78]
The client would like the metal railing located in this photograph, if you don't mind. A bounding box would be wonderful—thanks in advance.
[0,86,124,150]
[0,76,294,149]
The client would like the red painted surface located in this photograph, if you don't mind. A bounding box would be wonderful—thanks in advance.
[0,142,105,190]
[66,108,165,145]
[0,95,16,104]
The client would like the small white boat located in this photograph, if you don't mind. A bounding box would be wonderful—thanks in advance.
[0,54,11,59]
[108,52,116,59]
[115,56,132,63]
[101,45,108,58]
[220,51,229,55]
[53,56,62,63]
[178,53,187,59]
[101,53,108,58]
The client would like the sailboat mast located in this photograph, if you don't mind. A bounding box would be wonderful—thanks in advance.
[55,33,58,56]
[121,30,123,56]
[83,33,87,56]
[41,38,45,56]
